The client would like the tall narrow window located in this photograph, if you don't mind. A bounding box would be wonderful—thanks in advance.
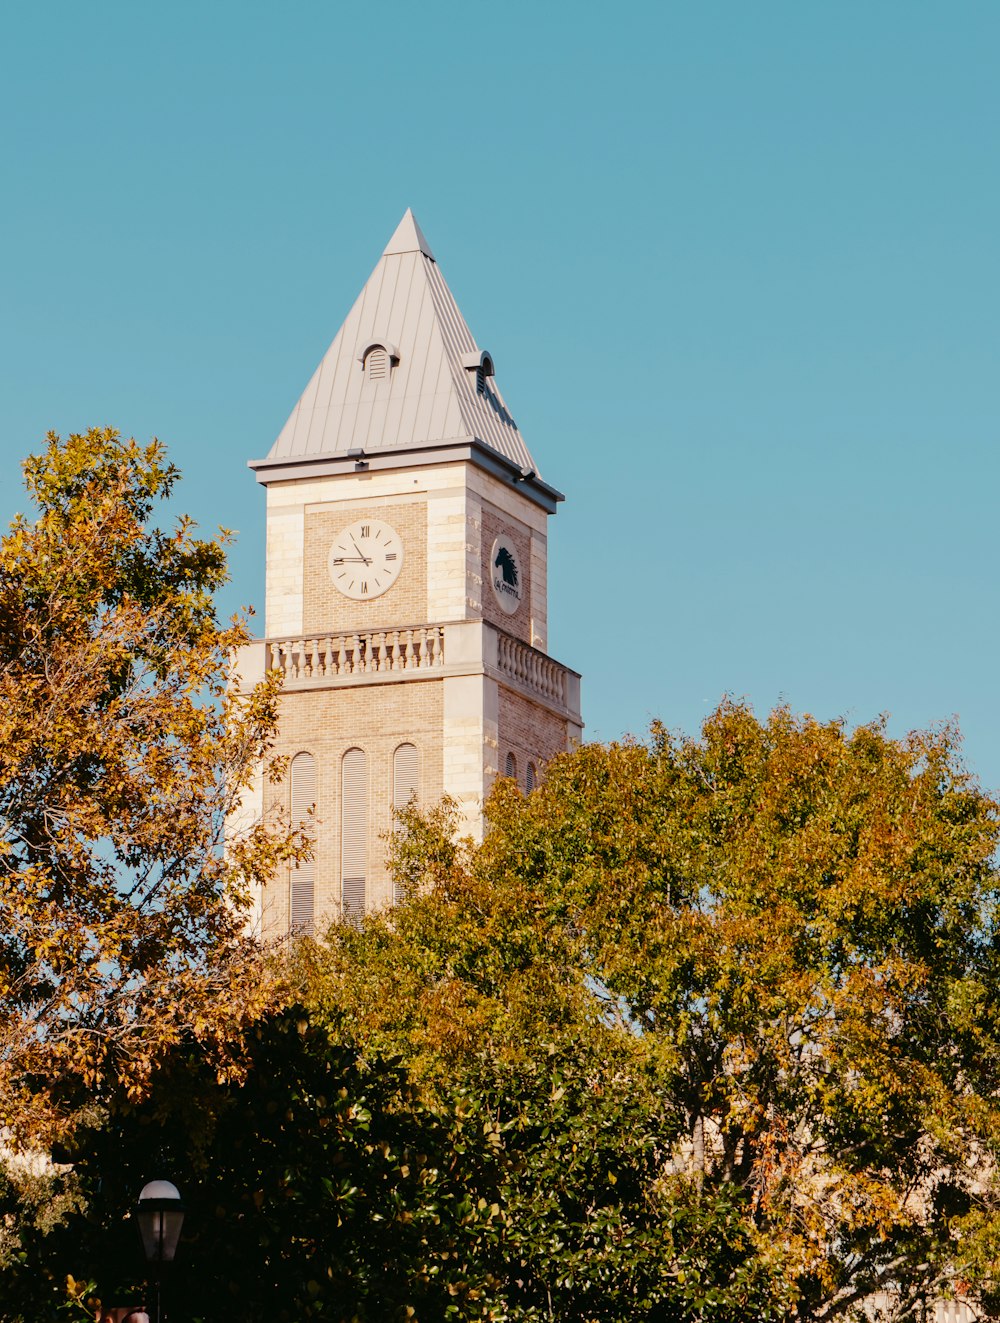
[341,747,367,921]
[289,752,316,934]
[505,752,517,782]
[526,761,537,793]
[393,743,419,812]
[392,743,420,906]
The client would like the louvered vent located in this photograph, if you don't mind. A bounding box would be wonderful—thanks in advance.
[526,762,537,793]
[393,743,419,811]
[289,752,316,934]
[392,743,420,907]
[505,752,517,782]
[474,364,485,395]
[365,347,388,381]
[341,747,367,922]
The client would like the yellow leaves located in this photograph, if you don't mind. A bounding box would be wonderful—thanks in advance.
[0,429,302,1143]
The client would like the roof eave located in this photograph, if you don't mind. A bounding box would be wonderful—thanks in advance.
[248,437,564,512]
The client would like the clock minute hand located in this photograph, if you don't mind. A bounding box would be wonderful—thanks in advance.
[332,556,368,565]
[350,537,372,565]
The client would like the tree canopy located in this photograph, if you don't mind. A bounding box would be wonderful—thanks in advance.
[0,429,295,1143]
[302,705,1000,1321]
[6,432,1000,1322]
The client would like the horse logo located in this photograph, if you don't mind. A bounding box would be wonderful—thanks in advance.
[495,546,518,588]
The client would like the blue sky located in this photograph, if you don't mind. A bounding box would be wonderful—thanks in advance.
[3,3,999,784]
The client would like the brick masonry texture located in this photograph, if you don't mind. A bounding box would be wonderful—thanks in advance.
[262,679,444,937]
[480,503,532,645]
[498,684,574,791]
[254,459,578,940]
[303,500,428,634]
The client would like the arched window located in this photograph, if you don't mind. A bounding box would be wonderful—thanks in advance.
[359,340,398,383]
[462,349,495,396]
[341,747,368,921]
[365,346,388,381]
[526,761,537,793]
[289,752,316,934]
[505,752,517,782]
[393,743,419,812]
[392,743,420,906]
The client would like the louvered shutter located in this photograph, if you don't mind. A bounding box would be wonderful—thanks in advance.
[289,753,316,933]
[392,744,420,906]
[393,743,419,810]
[505,752,517,782]
[526,762,537,792]
[341,747,367,921]
[366,347,388,381]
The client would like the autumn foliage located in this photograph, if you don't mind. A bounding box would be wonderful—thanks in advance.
[5,432,1000,1321]
[306,707,1000,1319]
[0,429,295,1142]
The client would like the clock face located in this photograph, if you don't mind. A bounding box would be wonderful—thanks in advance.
[328,519,404,600]
[490,535,524,615]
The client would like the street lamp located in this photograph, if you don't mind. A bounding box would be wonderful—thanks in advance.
[135,1180,185,1323]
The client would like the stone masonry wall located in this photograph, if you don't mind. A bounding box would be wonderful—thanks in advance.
[302,499,428,635]
[496,684,575,793]
[261,678,444,937]
[480,504,532,645]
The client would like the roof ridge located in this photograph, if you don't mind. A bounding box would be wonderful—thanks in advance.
[382,208,435,260]
[256,213,539,479]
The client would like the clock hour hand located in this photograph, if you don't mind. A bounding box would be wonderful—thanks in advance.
[332,556,368,565]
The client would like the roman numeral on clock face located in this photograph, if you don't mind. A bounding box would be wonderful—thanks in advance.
[328,518,405,600]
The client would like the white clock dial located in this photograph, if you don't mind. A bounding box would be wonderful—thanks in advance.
[490,535,524,615]
[328,519,404,600]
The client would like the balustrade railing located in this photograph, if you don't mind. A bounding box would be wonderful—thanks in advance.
[494,631,566,706]
[267,625,445,681]
[262,622,574,712]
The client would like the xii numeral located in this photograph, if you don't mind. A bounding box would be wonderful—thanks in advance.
[361,524,370,538]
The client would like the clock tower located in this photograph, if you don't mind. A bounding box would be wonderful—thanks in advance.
[237,210,582,935]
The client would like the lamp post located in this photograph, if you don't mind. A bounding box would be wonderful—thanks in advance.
[135,1180,185,1323]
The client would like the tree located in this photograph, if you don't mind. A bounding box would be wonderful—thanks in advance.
[300,800,789,1321]
[302,706,1000,1321]
[2,1009,507,1323]
[0,429,296,1143]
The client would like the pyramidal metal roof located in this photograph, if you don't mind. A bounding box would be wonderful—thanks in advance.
[251,210,557,500]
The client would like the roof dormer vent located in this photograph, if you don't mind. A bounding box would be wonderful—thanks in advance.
[461,349,495,395]
[358,340,400,382]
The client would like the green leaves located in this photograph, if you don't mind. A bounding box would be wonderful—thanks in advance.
[301,702,1000,1319]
